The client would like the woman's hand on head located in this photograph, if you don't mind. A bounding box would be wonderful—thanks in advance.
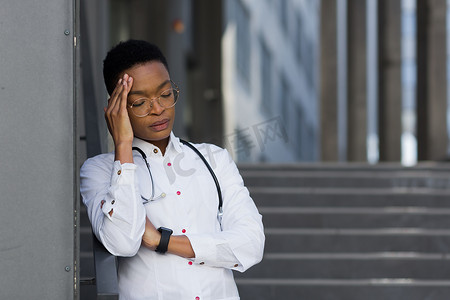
[104,74,134,163]
[104,73,134,147]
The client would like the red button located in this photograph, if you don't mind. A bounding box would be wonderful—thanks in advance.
[188,261,193,265]
[182,229,186,233]
[167,162,172,166]
[196,297,200,300]
[177,191,181,195]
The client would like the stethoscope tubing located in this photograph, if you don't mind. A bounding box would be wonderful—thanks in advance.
[132,140,223,224]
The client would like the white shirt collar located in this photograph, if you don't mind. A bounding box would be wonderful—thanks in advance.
[132,132,182,156]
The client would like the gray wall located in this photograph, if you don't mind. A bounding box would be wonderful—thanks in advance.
[0,0,78,299]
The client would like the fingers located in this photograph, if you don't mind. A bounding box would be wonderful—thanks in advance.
[111,77,126,113]
[105,78,124,115]
[103,73,135,146]
[105,74,133,115]
[119,74,133,111]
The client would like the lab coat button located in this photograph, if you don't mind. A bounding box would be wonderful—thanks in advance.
[188,261,193,265]
[196,297,200,300]
[177,191,181,195]
[153,149,158,154]
[111,200,115,205]
[117,170,121,175]
[182,229,186,233]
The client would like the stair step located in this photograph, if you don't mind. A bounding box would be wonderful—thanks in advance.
[261,208,450,228]
[264,229,450,253]
[234,253,450,279]
[238,162,450,172]
[260,206,450,214]
[250,186,450,207]
[242,171,450,189]
[235,278,450,300]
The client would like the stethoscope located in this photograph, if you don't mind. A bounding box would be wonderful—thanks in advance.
[132,139,223,226]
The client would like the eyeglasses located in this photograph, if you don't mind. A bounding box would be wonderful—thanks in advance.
[128,80,180,117]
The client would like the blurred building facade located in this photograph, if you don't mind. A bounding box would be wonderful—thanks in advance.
[320,0,448,164]
[80,0,450,165]
[222,0,320,162]
[79,0,320,163]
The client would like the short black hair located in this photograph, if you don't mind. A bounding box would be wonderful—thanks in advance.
[103,39,169,95]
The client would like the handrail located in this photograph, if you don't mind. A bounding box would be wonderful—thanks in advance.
[93,236,119,299]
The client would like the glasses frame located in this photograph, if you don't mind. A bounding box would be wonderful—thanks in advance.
[128,80,180,117]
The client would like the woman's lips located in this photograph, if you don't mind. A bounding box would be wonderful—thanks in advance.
[150,119,169,131]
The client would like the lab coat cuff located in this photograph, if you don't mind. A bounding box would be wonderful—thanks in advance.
[111,161,137,186]
[185,233,216,264]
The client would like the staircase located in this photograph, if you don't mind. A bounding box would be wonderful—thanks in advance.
[80,162,450,299]
[234,162,450,300]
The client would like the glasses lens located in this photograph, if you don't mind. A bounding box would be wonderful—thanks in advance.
[158,88,177,108]
[131,98,150,117]
[173,89,179,103]
[130,83,180,117]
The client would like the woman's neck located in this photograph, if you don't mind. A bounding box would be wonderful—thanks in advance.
[147,137,169,155]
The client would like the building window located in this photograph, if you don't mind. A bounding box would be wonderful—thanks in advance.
[296,14,302,64]
[296,103,307,160]
[304,42,314,87]
[260,38,272,114]
[280,74,290,134]
[236,0,250,84]
[280,0,288,33]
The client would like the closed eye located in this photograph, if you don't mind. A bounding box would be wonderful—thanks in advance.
[132,98,147,107]
[160,90,173,98]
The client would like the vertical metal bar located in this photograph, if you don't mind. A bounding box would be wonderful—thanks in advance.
[73,0,81,297]
[367,0,379,163]
[337,0,348,161]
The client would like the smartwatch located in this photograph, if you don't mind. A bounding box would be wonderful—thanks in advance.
[155,227,173,254]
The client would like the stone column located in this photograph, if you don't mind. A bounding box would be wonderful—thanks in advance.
[188,0,224,145]
[81,0,110,156]
[347,0,367,161]
[417,0,448,161]
[377,0,402,161]
[320,0,339,161]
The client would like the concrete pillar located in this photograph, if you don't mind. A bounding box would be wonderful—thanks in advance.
[337,0,348,161]
[80,0,110,157]
[187,0,224,145]
[347,0,367,161]
[377,0,402,161]
[1,1,77,298]
[320,0,338,161]
[417,0,448,161]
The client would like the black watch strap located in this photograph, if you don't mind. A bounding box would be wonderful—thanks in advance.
[156,227,173,254]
